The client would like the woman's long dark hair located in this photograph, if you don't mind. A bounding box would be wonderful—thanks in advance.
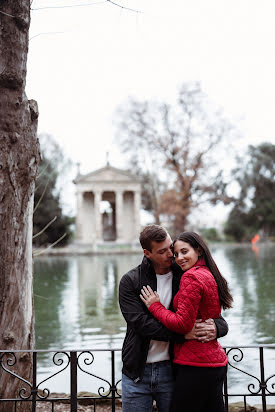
[173,231,233,310]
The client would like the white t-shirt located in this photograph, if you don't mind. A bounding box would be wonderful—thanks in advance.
[146,271,173,363]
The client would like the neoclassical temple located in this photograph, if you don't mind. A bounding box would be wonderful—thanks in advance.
[74,164,141,244]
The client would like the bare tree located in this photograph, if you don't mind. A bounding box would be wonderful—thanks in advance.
[116,83,235,234]
[0,1,40,410]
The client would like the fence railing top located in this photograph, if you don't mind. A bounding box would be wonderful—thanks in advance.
[0,348,123,353]
[0,344,275,353]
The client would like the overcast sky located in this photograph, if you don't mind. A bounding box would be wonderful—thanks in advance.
[26,0,275,224]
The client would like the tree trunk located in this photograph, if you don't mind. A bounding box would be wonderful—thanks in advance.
[0,1,40,411]
[154,210,160,225]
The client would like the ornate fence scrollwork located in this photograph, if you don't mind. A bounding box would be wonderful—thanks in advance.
[77,351,113,397]
[266,373,275,395]
[0,346,274,412]
[223,345,275,412]
[0,352,33,400]
[36,351,70,399]
[115,378,122,398]
[226,347,262,395]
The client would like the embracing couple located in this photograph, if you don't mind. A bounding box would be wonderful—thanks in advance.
[119,225,233,412]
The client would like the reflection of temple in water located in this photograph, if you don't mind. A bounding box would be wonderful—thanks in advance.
[76,255,142,335]
[73,163,141,245]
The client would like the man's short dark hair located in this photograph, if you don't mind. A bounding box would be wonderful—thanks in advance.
[139,225,168,252]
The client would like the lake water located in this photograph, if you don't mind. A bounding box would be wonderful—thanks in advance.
[33,244,275,403]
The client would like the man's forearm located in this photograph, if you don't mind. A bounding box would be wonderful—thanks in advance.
[214,315,228,338]
[123,310,173,341]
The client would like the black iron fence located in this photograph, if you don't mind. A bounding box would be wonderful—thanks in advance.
[0,345,275,412]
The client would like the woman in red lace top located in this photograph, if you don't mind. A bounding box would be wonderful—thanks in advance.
[140,231,233,412]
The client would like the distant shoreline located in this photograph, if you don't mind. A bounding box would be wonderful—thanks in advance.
[33,243,142,257]
[33,241,274,257]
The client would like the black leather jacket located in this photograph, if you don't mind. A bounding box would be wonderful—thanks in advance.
[119,256,229,382]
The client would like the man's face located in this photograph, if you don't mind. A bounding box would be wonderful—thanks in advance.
[144,235,173,274]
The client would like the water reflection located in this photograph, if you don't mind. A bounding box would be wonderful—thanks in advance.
[33,246,275,396]
[34,247,275,349]
[221,244,275,344]
[34,254,142,350]
[34,254,142,392]
[34,258,70,349]
[102,260,119,314]
[76,256,123,342]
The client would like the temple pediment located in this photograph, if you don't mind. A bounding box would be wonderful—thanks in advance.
[74,165,139,184]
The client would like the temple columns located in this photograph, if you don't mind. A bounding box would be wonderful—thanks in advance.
[115,190,124,241]
[75,188,140,244]
[134,190,141,238]
[76,191,83,241]
[94,190,103,241]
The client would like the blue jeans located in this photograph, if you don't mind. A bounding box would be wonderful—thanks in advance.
[122,360,174,412]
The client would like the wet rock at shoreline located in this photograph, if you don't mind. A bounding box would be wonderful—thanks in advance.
[229,402,256,411]
[254,405,275,412]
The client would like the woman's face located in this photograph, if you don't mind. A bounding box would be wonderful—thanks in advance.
[174,240,200,271]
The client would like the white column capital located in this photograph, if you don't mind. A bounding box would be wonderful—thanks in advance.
[115,189,124,196]
[94,189,102,197]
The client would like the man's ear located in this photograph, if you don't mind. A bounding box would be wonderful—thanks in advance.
[144,249,151,259]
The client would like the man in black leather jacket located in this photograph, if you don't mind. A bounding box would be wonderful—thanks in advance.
[119,225,228,412]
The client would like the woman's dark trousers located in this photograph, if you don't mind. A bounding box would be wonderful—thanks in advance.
[171,364,227,412]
